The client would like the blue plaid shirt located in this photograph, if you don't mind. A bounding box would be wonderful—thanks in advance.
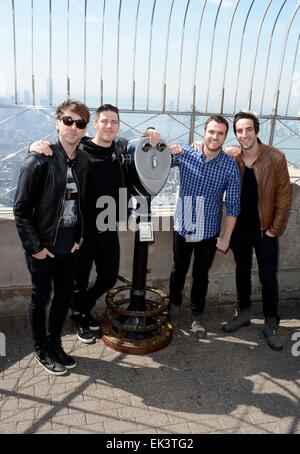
[172,145,240,241]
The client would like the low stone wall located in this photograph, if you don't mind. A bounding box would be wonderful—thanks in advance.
[1,183,299,315]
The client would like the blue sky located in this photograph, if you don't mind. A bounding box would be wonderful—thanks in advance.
[0,0,299,115]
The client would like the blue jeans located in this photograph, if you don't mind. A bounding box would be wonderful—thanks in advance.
[230,230,279,321]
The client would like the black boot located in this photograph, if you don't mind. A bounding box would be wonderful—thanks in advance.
[223,307,251,333]
[262,317,283,351]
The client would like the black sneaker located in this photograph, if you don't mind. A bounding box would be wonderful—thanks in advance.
[85,313,101,331]
[71,314,95,344]
[48,341,77,369]
[34,348,67,376]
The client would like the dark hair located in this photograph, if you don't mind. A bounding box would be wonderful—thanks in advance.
[56,99,90,124]
[95,104,120,122]
[233,111,260,135]
[204,115,229,135]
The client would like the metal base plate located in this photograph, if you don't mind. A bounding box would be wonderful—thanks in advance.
[101,319,173,355]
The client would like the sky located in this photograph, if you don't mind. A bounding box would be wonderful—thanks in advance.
[0,0,300,115]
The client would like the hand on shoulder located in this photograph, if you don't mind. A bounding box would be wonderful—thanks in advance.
[29,140,52,156]
[224,145,241,157]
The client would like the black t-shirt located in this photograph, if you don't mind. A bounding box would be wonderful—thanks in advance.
[84,140,122,233]
[235,166,260,235]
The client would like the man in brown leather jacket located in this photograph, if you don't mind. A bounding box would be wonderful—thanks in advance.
[223,111,292,351]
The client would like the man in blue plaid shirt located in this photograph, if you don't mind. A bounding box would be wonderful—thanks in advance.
[168,115,241,338]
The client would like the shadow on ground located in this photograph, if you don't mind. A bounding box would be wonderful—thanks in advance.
[0,301,299,434]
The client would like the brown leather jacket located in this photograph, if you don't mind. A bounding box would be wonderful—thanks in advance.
[226,139,292,237]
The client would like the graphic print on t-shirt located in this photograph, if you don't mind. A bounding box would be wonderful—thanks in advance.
[61,165,78,228]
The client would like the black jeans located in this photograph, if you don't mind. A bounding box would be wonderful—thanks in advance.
[169,232,217,315]
[72,230,120,314]
[230,230,279,320]
[25,252,78,350]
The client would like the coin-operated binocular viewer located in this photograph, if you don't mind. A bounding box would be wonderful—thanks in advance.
[101,137,173,354]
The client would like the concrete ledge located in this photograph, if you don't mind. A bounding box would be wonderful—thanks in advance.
[1,183,300,315]
[0,287,31,315]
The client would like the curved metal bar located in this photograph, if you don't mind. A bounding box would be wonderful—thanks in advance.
[205,0,223,112]
[116,0,123,106]
[233,0,255,113]
[132,0,141,110]
[247,0,273,111]
[49,0,52,106]
[83,0,87,103]
[100,0,106,106]
[220,0,240,113]
[162,0,175,111]
[1,131,57,162]
[260,0,287,114]
[0,107,32,127]
[146,0,157,111]
[31,0,35,105]
[67,0,70,98]
[11,0,18,104]
[285,32,300,116]
[176,0,191,112]
[192,0,208,110]
[275,2,300,113]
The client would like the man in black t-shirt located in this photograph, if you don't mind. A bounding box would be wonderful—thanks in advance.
[30,104,160,343]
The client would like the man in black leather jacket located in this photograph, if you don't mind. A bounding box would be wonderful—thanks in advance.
[14,99,91,375]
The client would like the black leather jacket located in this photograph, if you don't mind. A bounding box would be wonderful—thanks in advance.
[14,141,90,255]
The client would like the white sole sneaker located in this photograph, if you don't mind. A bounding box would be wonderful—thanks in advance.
[89,325,100,331]
[77,333,95,344]
[34,354,67,376]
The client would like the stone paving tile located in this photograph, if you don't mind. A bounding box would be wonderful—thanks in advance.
[240,424,273,434]
[169,414,224,433]
[258,419,300,434]
[218,414,254,430]
[18,397,46,410]
[103,418,140,434]
[127,428,158,434]
[156,423,192,434]
[69,423,105,434]
[208,428,245,434]
[35,403,69,420]
[1,407,35,424]
[0,398,19,411]
[49,428,71,434]
[85,408,119,426]
[0,422,17,433]
[17,419,39,434]
[52,412,87,430]
[3,367,34,380]
[117,405,151,420]
[0,378,19,391]
[137,412,171,429]
[189,421,224,434]
[68,400,102,414]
